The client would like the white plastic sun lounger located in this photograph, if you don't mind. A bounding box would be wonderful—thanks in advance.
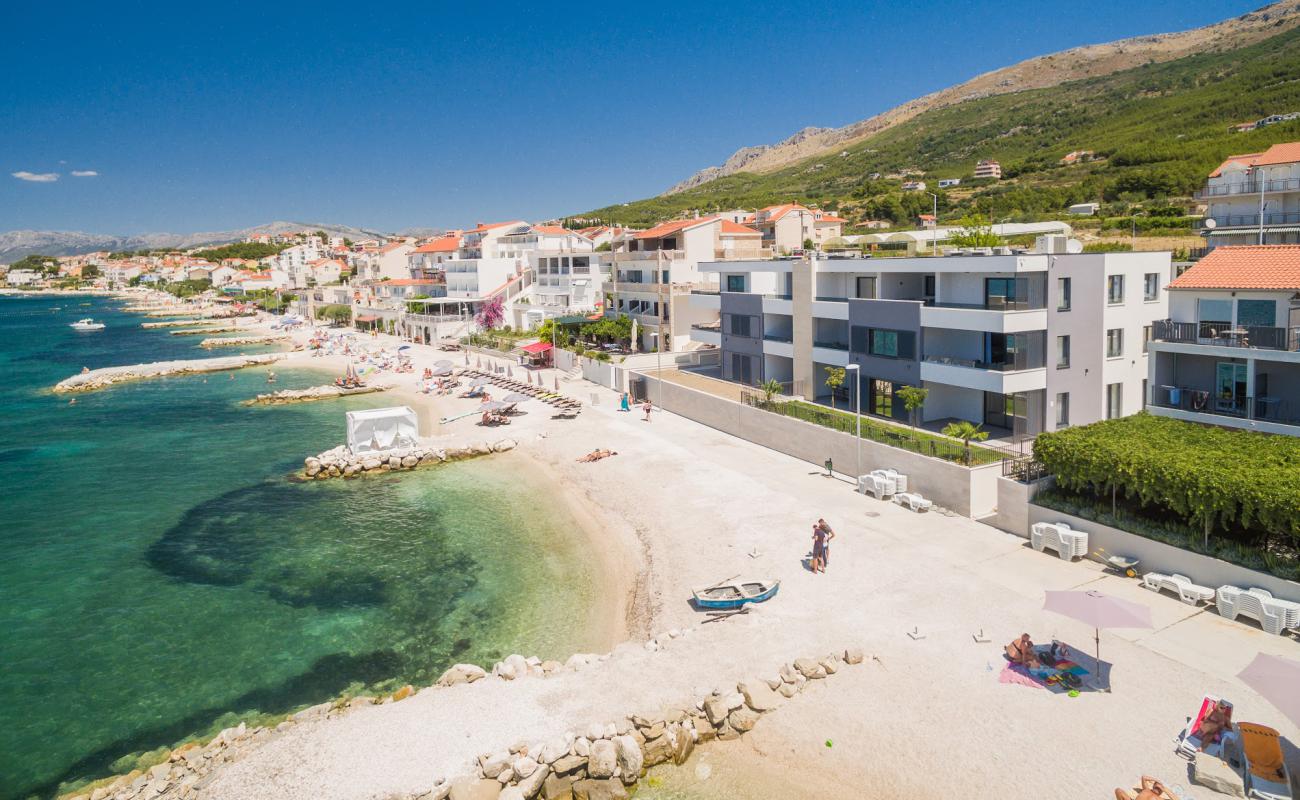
[1029,522,1088,561]
[858,473,896,500]
[893,492,932,512]
[1141,572,1216,606]
[1217,586,1294,636]
[1175,694,1233,760]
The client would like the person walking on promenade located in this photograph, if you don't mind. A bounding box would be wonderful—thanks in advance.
[810,524,827,574]
[620,392,631,412]
[817,518,836,569]
[642,400,653,422]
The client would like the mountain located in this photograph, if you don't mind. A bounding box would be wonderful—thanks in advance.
[587,1,1300,229]
[665,1,1300,195]
[0,221,390,263]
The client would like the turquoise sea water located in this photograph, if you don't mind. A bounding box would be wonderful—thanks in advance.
[0,295,600,799]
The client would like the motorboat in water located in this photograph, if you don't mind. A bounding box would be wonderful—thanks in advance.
[692,578,780,610]
[70,318,106,330]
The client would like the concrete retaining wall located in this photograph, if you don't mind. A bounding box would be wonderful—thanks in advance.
[993,476,1052,536]
[642,374,999,517]
[1026,505,1300,604]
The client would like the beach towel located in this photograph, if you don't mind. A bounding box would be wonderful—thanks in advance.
[1239,723,1287,783]
[999,664,1048,689]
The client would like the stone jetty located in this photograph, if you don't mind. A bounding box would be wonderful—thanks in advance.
[170,326,249,336]
[199,334,287,348]
[247,384,390,405]
[140,320,223,329]
[144,310,205,318]
[53,354,289,393]
[60,642,866,800]
[304,438,517,478]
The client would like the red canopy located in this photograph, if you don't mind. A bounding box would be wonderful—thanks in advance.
[520,341,553,354]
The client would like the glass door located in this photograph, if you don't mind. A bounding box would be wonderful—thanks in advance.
[1215,362,1247,415]
[871,379,894,417]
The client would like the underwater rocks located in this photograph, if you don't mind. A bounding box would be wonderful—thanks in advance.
[53,354,290,393]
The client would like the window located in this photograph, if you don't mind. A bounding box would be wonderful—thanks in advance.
[725,314,751,338]
[870,380,895,417]
[1106,328,1124,358]
[855,276,877,299]
[1143,273,1159,302]
[1237,299,1276,328]
[730,354,754,385]
[1107,275,1124,305]
[725,275,746,293]
[1142,379,1148,410]
[1197,298,1232,338]
[1106,383,1123,419]
[985,277,1023,310]
[1143,325,1152,353]
[1055,393,1069,428]
[1055,335,1070,368]
[869,329,898,357]
[1057,277,1071,311]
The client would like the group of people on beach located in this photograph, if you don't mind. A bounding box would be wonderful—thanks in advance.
[809,518,835,574]
[618,392,654,421]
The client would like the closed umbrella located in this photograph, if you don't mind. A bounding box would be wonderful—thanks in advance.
[1238,653,1300,730]
[507,366,514,378]
[1043,590,1152,691]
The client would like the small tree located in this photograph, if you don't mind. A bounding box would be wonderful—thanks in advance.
[948,214,1002,248]
[803,238,815,251]
[475,295,504,330]
[824,367,846,409]
[897,386,929,437]
[942,420,989,465]
[760,378,783,404]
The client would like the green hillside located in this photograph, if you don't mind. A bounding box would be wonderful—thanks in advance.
[586,25,1300,229]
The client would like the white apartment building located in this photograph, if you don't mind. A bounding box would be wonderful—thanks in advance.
[1198,141,1300,247]
[691,240,1172,440]
[973,160,1002,180]
[495,225,592,260]
[1148,245,1300,436]
[409,234,465,274]
[609,216,764,352]
[352,241,416,283]
[742,204,846,253]
[462,221,529,259]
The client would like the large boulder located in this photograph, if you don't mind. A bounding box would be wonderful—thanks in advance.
[552,754,586,777]
[727,707,760,733]
[480,752,512,779]
[587,740,616,779]
[449,778,502,800]
[541,772,574,800]
[513,756,540,780]
[641,734,673,768]
[793,658,823,679]
[571,779,628,800]
[738,680,780,712]
[672,727,695,765]
[844,647,865,665]
[611,735,642,781]
[516,764,550,798]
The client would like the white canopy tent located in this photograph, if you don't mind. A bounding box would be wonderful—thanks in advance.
[346,406,419,454]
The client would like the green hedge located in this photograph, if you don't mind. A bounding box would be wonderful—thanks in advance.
[1033,414,1300,543]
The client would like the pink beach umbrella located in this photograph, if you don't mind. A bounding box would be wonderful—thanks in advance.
[1238,653,1300,730]
[1043,590,1152,691]
[507,366,514,378]
[554,376,560,392]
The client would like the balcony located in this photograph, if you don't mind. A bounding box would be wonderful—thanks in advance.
[812,339,849,351]
[612,249,685,261]
[1152,320,1300,352]
[1148,385,1300,433]
[919,356,1047,393]
[1195,178,1300,199]
[920,304,1047,333]
[1204,211,1300,228]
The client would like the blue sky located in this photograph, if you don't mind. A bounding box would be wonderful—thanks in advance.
[0,0,1265,234]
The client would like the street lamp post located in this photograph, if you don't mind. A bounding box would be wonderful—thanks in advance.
[926,193,939,256]
[846,363,861,483]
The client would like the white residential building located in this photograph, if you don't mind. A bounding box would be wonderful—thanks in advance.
[973,160,1002,179]
[691,240,1172,439]
[352,241,416,283]
[1198,141,1300,247]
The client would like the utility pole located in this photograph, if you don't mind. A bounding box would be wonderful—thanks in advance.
[927,193,939,256]
[847,363,861,481]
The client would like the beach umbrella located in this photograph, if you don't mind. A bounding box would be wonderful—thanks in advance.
[464,351,470,365]
[480,400,508,411]
[435,359,453,368]
[432,366,453,377]
[1043,590,1152,691]
[554,376,560,392]
[477,357,482,368]
[1238,653,1300,730]
[503,393,529,403]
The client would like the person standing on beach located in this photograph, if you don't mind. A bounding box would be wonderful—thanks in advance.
[642,400,652,422]
[620,392,631,412]
[817,518,835,569]
[810,524,826,574]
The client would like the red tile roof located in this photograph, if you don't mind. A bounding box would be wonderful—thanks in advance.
[634,217,715,240]
[1209,142,1300,177]
[758,203,810,223]
[414,237,461,253]
[1167,245,1300,290]
[719,220,760,236]
[470,221,524,234]
[815,214,847,224]
[531,225,573,235]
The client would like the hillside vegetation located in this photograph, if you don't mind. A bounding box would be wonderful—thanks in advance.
[586,25,1300,228]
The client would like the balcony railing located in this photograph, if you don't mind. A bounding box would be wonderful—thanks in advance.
[763,332,794,343]
[690,322,721,333]
[1195,178,1300,198]
[813,339,850,351]
[1151,319,1300,351]
[922,354,1045,372]
[1149,386,1300,427]
[925,298,1046,311]
[1204,212,1300,228]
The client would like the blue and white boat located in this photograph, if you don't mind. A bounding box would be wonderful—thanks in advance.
[692,578,780,610]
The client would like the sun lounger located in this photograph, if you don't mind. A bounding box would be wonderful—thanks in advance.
[1030,522,1088,561]
[892,491,932,512]
[1142,572,1216,606]
[1176,694,1234,759]
[858,473,896,500]
[1216,586,1295,636]
[1237,723,1293,800]
[872,468,908,493]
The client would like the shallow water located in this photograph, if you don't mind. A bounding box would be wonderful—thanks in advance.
[0,295,600,799]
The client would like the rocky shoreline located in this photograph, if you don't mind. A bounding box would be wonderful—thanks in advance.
[141,320,224,329]
[199,334,287,348]
[60,639,866,800]
[53,354,290,393]
[303,438,517,479]
[170,326,250,335]
[246,384,390,405]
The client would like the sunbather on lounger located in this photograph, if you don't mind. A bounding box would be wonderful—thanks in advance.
[1005,634,1042,669]
[1193,700,1233,748]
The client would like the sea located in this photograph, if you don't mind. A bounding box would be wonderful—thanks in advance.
[0,294,601,799]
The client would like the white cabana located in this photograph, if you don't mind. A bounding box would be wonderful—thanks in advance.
[346,406,419,454]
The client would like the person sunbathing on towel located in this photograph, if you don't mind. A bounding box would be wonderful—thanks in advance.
[1005,634,1042,669]
[1193,700,1233,747]
[1114,775,1179,800]
[576,449,617,463]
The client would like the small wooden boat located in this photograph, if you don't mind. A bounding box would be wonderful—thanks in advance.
[70,318,105,330]
[692,578,780,610]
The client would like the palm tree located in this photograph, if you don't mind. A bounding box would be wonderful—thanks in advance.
[760,378,783,405]
[941,420,989,465]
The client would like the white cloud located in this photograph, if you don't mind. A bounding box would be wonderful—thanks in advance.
[12,171,59,183]
[71,170,99,177]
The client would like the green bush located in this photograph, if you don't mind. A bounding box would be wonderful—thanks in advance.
[1034,414,1300,546]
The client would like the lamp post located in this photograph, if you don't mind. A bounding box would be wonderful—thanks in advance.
[846,363,861,482]
[927,193,939,256]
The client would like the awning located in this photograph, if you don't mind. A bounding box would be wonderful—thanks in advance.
[520,341,553,354]
[1208,227,1300,235]
[555,314,592,325]
[355,315,379,322]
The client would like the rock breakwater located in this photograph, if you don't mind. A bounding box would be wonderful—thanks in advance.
[53,354,289,393]
[140,320,223,329]
[303,439,517,479]
[170,326,249,336]
[199,334,287,348]
[247,384,390,405]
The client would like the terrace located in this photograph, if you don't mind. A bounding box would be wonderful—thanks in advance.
[1151,319,1300,351]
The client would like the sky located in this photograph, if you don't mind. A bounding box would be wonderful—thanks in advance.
[0,0,1269,234]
